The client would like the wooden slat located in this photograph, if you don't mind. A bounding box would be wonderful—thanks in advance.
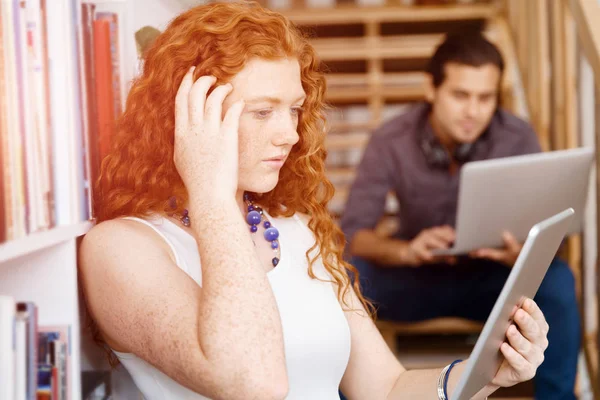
[525,0,536,137]
[376,318,484,336]
[536,0,551,153]
[311,34,444,61]
[326,72,426,89]
[315,31,495,62]
[282,3,498,26]
[562,6,584,304]
[326,166,356,186]
[326,86,377,102]
[366,20,383,124]
[553,2,584,297]
[564,5,579,151]
[549,0,585,310]
[490,18,523,116]
[565,0,600,392]
[328,120,377,133]
[330,214,399,237]
[551,0,567,151]
[567,0,600,93]
[325,72,427,103]
[592,83,600,399]
[524,0,550,152]
[312,27,499,62]
[515,0,529,94]
[315,31,490,61]
[380,86,426,101]
[326,132,369,150]
[328,187,398,216]
[583,331,599,399]
[326,73,370,87]
[506,0,520,37]
[326,86,425,103]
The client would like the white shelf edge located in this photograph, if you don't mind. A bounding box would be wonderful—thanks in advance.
[0,221,94,264]
[82,0,127,3]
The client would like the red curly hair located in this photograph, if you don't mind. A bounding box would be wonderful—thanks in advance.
[95,1,373,329]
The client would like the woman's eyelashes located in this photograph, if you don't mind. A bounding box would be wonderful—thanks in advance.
[290,106,304,117]
[252,106,304,120]
[254,109,273,119]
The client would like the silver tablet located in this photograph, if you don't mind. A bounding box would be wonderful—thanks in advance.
[450,208,575,400]
[433,147,592,256]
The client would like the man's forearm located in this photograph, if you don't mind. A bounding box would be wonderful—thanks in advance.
[350,229,411,266]
[387,363,498,400]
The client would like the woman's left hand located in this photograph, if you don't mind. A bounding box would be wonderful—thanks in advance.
[491,297,549,387]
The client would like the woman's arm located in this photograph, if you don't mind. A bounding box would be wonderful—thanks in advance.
[384,363,496,399]
[339,287,547,399]
[80,215,287,400]
[79,70,288,400]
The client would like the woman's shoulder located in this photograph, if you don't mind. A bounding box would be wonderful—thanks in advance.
[81,216,174,262]
[86,216,156,241]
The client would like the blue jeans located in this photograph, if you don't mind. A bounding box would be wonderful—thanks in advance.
[347,256,580,400]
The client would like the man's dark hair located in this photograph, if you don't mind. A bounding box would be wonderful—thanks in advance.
[426,31,505,88]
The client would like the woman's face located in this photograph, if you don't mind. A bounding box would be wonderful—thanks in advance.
[223,57,305,194]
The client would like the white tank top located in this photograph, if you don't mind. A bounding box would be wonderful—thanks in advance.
[112,212,351,399]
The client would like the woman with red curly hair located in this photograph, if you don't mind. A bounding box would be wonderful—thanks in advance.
[79,2,549,399]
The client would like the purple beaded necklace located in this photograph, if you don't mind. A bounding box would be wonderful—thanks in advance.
[176,192,281,267]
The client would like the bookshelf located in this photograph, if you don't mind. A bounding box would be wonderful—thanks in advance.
[0,0,130,397]
[0,222,92,264]
[0,235,86,399]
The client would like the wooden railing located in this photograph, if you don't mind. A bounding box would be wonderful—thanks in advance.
[504,0,600,397]
[564,1,600,396]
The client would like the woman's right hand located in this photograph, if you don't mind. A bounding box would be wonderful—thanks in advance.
[173,66,245,204]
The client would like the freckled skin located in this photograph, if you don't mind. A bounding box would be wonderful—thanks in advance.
[79,58,303,399]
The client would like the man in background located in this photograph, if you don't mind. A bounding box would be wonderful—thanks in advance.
[341,32,580,400]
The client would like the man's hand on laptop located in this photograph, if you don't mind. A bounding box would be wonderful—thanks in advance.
[469,231,523,267]
[403,225,457,266]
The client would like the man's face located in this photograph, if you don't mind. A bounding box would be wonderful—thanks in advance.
[426,62,501,144]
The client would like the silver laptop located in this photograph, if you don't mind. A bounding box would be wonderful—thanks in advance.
[450,208,575,400]
[434,147,593,256]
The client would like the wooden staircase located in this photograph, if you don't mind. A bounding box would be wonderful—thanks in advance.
[281,1,516,221]
[280,0,506,341]
[280,2,600,398]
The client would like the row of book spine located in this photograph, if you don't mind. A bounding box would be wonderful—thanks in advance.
[0,0,123,244]
[0,296,72,400]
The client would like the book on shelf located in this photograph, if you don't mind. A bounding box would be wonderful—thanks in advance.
[17,301,39,400]
[0,295,72,400]
[0,296,16,400]
[93,11,122,164]
[38,325,71,400]
[0,0,7,245]
[0,0,124,245]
